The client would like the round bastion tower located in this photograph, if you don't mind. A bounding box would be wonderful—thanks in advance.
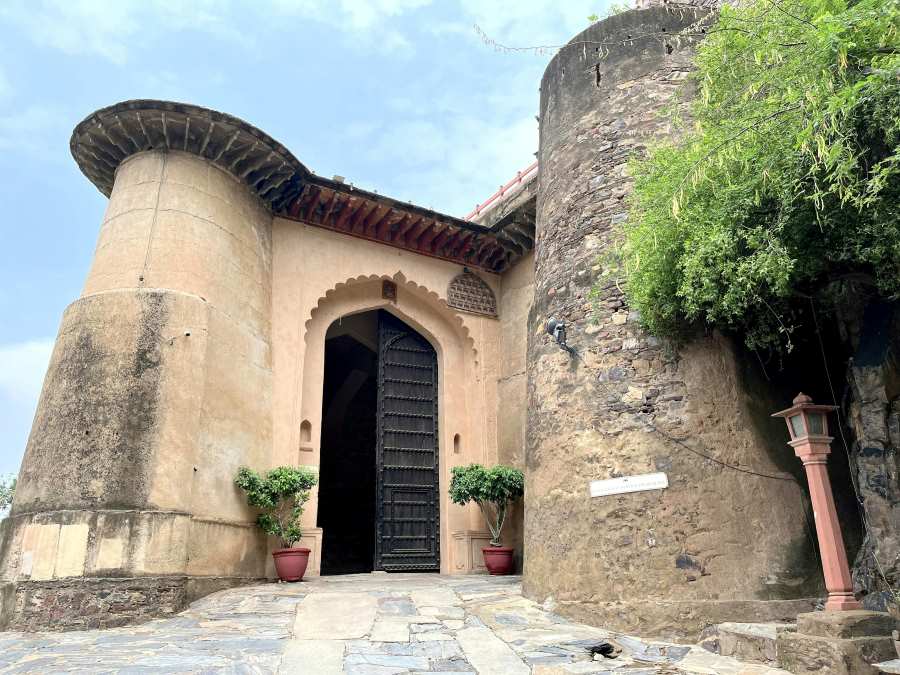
[0,101,305,630]
[526,6,823,640]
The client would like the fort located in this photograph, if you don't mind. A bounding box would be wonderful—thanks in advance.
[0,2,893,646]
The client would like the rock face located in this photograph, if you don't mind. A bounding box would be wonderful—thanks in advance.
[844,301,900,613]
[525,5,822,640]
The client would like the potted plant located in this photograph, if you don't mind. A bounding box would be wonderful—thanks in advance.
[235,466,318,582]
[449,463,525,575]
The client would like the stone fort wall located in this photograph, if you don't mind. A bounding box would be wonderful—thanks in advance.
[525,5,823,640]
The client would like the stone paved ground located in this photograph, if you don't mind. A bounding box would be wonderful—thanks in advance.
[0,574,790,674]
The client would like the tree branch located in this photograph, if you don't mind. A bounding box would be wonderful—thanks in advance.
[675,104,802,195]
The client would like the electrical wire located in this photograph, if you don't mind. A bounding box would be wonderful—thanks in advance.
[552,338,823,571]
[562,341,796,481]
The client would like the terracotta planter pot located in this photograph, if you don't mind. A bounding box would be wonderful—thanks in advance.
[482,546,514,575]
[272,547,310,582]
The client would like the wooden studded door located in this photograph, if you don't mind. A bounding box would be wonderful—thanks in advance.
[375,310,440,571]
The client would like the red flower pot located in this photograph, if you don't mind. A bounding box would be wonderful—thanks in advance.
[482,546,514,575]
[272,547,310,582]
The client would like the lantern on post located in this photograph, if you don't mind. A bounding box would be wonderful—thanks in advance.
[772,393,861,611]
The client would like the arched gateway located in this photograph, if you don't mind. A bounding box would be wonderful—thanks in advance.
[295,272,491,578]
[318,310,441,574]
[0,100,528,630]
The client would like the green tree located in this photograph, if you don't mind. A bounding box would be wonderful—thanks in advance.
[621,0,900,353]
[449,464,524,546]
[0,475,16,515]
[234,466,317,548]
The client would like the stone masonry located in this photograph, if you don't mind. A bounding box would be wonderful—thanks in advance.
[0,574,796,674]
[525,5,823,640]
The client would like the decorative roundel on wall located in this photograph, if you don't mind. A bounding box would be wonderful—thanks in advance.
[447,271,497,317]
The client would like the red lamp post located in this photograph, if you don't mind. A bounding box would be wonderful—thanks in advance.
[773,393,861,611]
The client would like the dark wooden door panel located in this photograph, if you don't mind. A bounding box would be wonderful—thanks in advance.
[375,311,440,571]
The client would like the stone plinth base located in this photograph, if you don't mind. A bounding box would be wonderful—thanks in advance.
[298,528,323,577]
[545,597,818,643]
[0,575,264,632]
[777,611,898,675]
[452,531,493,573]
[698,621,797,665]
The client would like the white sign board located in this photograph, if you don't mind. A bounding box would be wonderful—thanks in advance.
[589,472,669,497]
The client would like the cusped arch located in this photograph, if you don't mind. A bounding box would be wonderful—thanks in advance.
[294,271,490,575]
[304,271,478,358]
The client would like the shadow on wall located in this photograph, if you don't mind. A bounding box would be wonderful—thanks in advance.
[317,330,378,575]
[733,311,866,601]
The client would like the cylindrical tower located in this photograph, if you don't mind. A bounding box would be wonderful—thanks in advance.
[0,101,308,630]
[526,7,822,640]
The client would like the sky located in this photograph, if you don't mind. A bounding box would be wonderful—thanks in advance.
[0,0,609,477]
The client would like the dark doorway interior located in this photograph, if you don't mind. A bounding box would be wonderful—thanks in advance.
[318,312,378,575]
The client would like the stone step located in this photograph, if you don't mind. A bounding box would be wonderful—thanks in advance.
[699,622,797,665]
[674,648,793,674]
[875,658,900,674]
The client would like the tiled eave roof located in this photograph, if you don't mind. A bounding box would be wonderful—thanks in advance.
[70,100,531,273]
[284,176,529,271]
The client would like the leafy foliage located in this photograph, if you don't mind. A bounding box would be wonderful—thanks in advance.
[622,0,900,353]
[0,475,15,516]
[234,466,317,548]
[449,464,524,546]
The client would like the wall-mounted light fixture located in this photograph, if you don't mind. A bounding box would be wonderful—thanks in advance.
[546,318,576,356]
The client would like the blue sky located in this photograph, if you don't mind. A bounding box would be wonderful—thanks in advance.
[0,0,608,477]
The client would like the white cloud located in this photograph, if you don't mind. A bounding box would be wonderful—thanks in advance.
[267,0,432,56]
[0,340,53,478]
[337,4,557,216]
[1,1,139,65]
[0,0,436,63]
[0,0,609,65]
[0,66,12,103]
[0,104,69,161]
[332,1,611,215]
[0,0,252,65]
[459,0,605,49]
[0,0,608,213]
[272,0,432,29]
[333,0,433,31]
[0,339,53,406]
[347,111,538,216]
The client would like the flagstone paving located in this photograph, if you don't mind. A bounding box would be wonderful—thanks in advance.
[0,574,790,674]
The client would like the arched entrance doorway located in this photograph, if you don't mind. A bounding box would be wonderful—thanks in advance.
[318,309,440,574]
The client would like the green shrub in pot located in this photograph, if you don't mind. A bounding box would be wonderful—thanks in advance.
[449,463,524,547]
[234,466,317,548]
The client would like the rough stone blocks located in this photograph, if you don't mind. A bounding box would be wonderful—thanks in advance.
[777,611,898,675]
